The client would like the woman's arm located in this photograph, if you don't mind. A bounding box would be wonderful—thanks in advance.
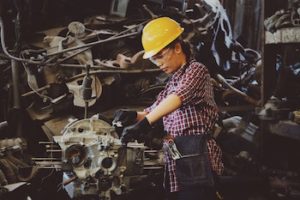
[145,93,182,124]
[136,111,148,121]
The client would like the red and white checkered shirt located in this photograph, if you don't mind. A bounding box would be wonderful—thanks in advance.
[145,60,224,192]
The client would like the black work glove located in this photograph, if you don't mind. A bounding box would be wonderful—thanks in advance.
[112,110,137,128]
[121,118,151,144]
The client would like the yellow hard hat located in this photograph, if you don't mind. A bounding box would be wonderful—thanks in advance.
[142,17,184,59]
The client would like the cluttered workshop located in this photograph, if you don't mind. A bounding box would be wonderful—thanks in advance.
[0,0,300,199]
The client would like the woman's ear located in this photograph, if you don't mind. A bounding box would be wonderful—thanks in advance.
[174,42,182,54]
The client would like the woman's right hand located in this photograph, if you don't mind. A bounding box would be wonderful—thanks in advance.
[112,110,137,128]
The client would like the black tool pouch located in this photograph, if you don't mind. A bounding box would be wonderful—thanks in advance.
[174,135,215,188]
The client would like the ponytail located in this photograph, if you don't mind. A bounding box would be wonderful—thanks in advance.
[179,39,193,61]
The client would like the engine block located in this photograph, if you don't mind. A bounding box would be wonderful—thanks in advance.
[53,117,146,199]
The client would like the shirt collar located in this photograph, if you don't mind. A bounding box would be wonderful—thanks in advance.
[172,59,195,79]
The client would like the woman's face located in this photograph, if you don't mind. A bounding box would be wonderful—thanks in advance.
[150,43,185,74]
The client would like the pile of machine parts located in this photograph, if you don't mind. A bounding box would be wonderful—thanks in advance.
[265,0,300,33]
[256,60,300,199]
[1,0,299,200]
[51,117,164,200]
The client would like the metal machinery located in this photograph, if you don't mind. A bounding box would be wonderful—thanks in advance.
[51,117,162,200]
[1,0,299,200]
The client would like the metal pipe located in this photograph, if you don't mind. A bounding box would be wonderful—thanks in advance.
[67,68,161,81]
[35,161,63,165]
[0,17,42,64]
[32,158,61,160]
[144,150,160,153]
[22,85,50,97]
[55,21,146,64]
[11,59,23,137]
[216,74,260,106]
[11,60,20,108]
[143,166,163,170]
[36,166,62,169]
[39,141,54,144]
[46,150,62,152]
[21,67,161,97]
[56,47,90,65]
[46,32,139,57]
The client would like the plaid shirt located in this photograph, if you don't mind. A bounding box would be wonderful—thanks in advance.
[145,60,224,192]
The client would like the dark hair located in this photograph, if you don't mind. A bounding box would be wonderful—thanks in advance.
[165,37,193,61]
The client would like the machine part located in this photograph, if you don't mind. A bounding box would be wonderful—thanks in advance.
[269,120,300,141]
[110,0,130,17]
[0,138,26,150]
[82,65,93,118]
[68,21,86,38]
[258,97,291,121]
[291,7,300,26]
[17,166,40,182]
[0,159,17,184]
[291,110,300,123]
[53,118,148,199]
[43,35,93,66]
[65,144,87,167]
[66,75,102,107]
[222,116,258,143]
[10,59,23,137]
[216,74,260,106]
[46,32,138,57]
[0,169,8,186]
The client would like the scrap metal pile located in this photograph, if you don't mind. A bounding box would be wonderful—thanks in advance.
[265,0,300,33]
[0,0,262,199]
[1,0,298,200]
[51,117,163,200]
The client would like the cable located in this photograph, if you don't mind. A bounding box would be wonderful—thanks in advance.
[0,17,43,65]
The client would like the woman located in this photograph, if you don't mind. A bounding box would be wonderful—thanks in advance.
[116,17,223,200]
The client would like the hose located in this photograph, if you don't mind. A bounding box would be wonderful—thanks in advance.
[0,17,42,65]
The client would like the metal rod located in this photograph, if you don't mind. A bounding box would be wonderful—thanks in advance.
[11,60,20,108]
[54,21,147,64]
[46,150,62,152]
[45,145,60,148]
[84,101,88,119]
[35,161,63,165]
[37,166,62,169]
[22,85,50,97]
[46,32,139,57]
[143,166,163,170]
[11,58,23,137]
[144,150,160,153]
[56,47,90,65]
[63,176,77,186]
[39,141,54,144]
[21,67,160,98]
[32,158,61,160]
[67,68,161,81]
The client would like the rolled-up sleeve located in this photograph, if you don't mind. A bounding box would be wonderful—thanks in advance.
[173,64,208,105]
[144,100,159,113]
[144,87,168,113]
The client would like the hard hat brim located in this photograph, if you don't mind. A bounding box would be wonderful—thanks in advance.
[143,28,184,59]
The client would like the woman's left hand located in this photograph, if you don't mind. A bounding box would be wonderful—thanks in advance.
[121,118,151,144]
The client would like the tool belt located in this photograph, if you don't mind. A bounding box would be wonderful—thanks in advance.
[173,134,215,188]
